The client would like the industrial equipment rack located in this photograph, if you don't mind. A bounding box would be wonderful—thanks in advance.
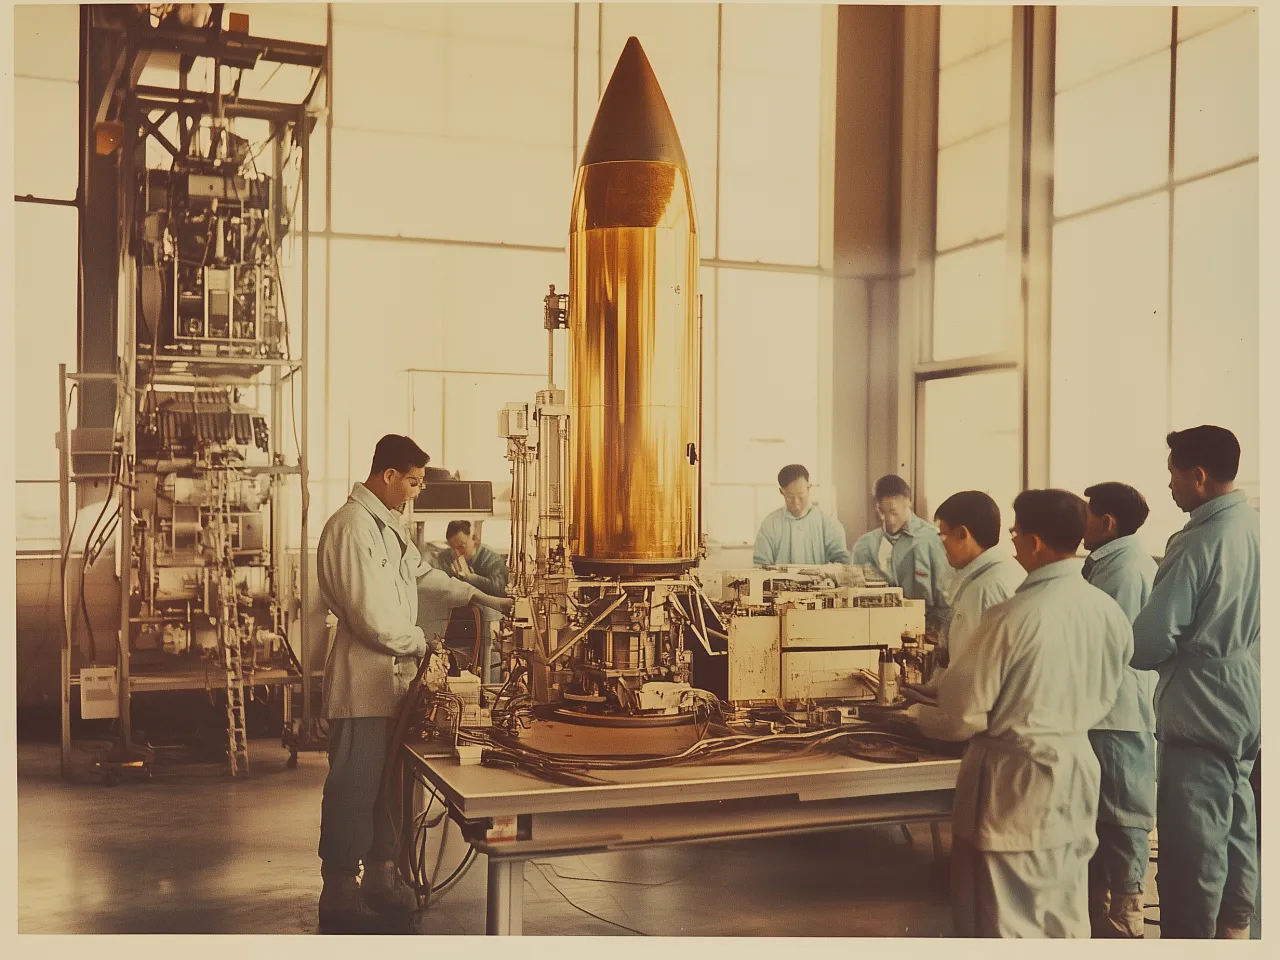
[56,9,330,780]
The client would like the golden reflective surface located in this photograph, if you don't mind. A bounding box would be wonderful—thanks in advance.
[568,160,700,569]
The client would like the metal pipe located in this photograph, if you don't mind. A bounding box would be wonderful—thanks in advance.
[547,593,626,665]
[119,255,137,750]
[269,122,286,696]
[298,101,313,734]
[58,364,72,779]
[546,328,554,391]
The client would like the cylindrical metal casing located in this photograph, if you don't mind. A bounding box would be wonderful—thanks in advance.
[567,161,699,575]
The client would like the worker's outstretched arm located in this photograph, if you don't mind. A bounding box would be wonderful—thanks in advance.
[917,605,1005,742]
[473,593,515,616]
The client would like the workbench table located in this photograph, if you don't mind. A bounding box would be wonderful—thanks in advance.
[401,721,960,935]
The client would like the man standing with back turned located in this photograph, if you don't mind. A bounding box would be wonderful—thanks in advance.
[1131,426,1261,939]
[1080,481,1158,938]
[316,434,436,933]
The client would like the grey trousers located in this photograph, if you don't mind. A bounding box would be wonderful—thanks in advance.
[952,835,1096,937]
[1090,823,1152,896]
[1156,741,1259,938]
[318,717,398,877]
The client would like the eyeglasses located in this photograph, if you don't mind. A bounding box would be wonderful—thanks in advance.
[404,474,426,490]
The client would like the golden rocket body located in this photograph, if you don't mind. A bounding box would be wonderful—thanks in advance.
[568,37,700,577]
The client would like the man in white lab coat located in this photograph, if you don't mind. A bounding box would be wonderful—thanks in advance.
[313,435,441,932]
[917,489,1133,937]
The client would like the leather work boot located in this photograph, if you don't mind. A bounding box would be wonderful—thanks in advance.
[362,860,420,914]
[1217,923,1252,940]
[1106,891,1146,938]
[1088,889,1112,938]
[318,874,382,935]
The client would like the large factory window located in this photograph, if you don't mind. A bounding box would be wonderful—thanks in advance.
[1049,194,1172,555]
[13,203,79,550]
[1170,163,1260,509]
[1173,10,1258,180]
[930,5,1013,364]
[718,4,824,266]
[14,3,80,552]
[920,371,1021,527]
[1049,14,1172,221]
[915,5,1023,535]
[329,8,573,247]
[710,267,822,541]
[13,3,78,202]
[1047,6,1259,554]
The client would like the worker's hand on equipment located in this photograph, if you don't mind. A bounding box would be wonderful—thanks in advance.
[901,683,938,706]
[496,598,515,616]
[901,703,927,722]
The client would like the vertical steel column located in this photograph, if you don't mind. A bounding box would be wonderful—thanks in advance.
[299,102,313,736]
[58,364,72,778]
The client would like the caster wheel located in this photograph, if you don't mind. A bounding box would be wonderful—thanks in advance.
[286,753,299,769]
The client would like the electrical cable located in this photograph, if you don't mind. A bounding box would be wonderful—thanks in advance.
[529,861,648,936]
[58,386,83,676]
[74,438,123,663]
[403,772,478,905]
[531,861,692,888]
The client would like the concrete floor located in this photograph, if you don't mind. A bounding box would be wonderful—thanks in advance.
[25,738,1249,938]
[18,739,956,936]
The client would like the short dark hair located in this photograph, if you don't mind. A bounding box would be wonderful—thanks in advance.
[1083,482,1150,538]
[874,474,912,500]
[778,464,810,488]
[1167,425,1240,483]
[445,519,472,540]
[1013,489,1086,554]
[370,434,430,475]
[934,491,1002,550]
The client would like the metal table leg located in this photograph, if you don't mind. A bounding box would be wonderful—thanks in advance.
[486,857,524,935]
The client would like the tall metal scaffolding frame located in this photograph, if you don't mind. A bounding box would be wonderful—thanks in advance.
[58,7,329,780]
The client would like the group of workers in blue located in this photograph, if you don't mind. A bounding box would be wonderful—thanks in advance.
[752,424,1260,940]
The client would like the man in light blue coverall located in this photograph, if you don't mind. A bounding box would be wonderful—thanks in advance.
[753,463,851,566]
[916,490,1132,937]
[1080,481,1158,938]
[1131,426,1261,939]
[851,474,952,634]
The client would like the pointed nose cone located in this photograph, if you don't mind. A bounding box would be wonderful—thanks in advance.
[580,37,688,168]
